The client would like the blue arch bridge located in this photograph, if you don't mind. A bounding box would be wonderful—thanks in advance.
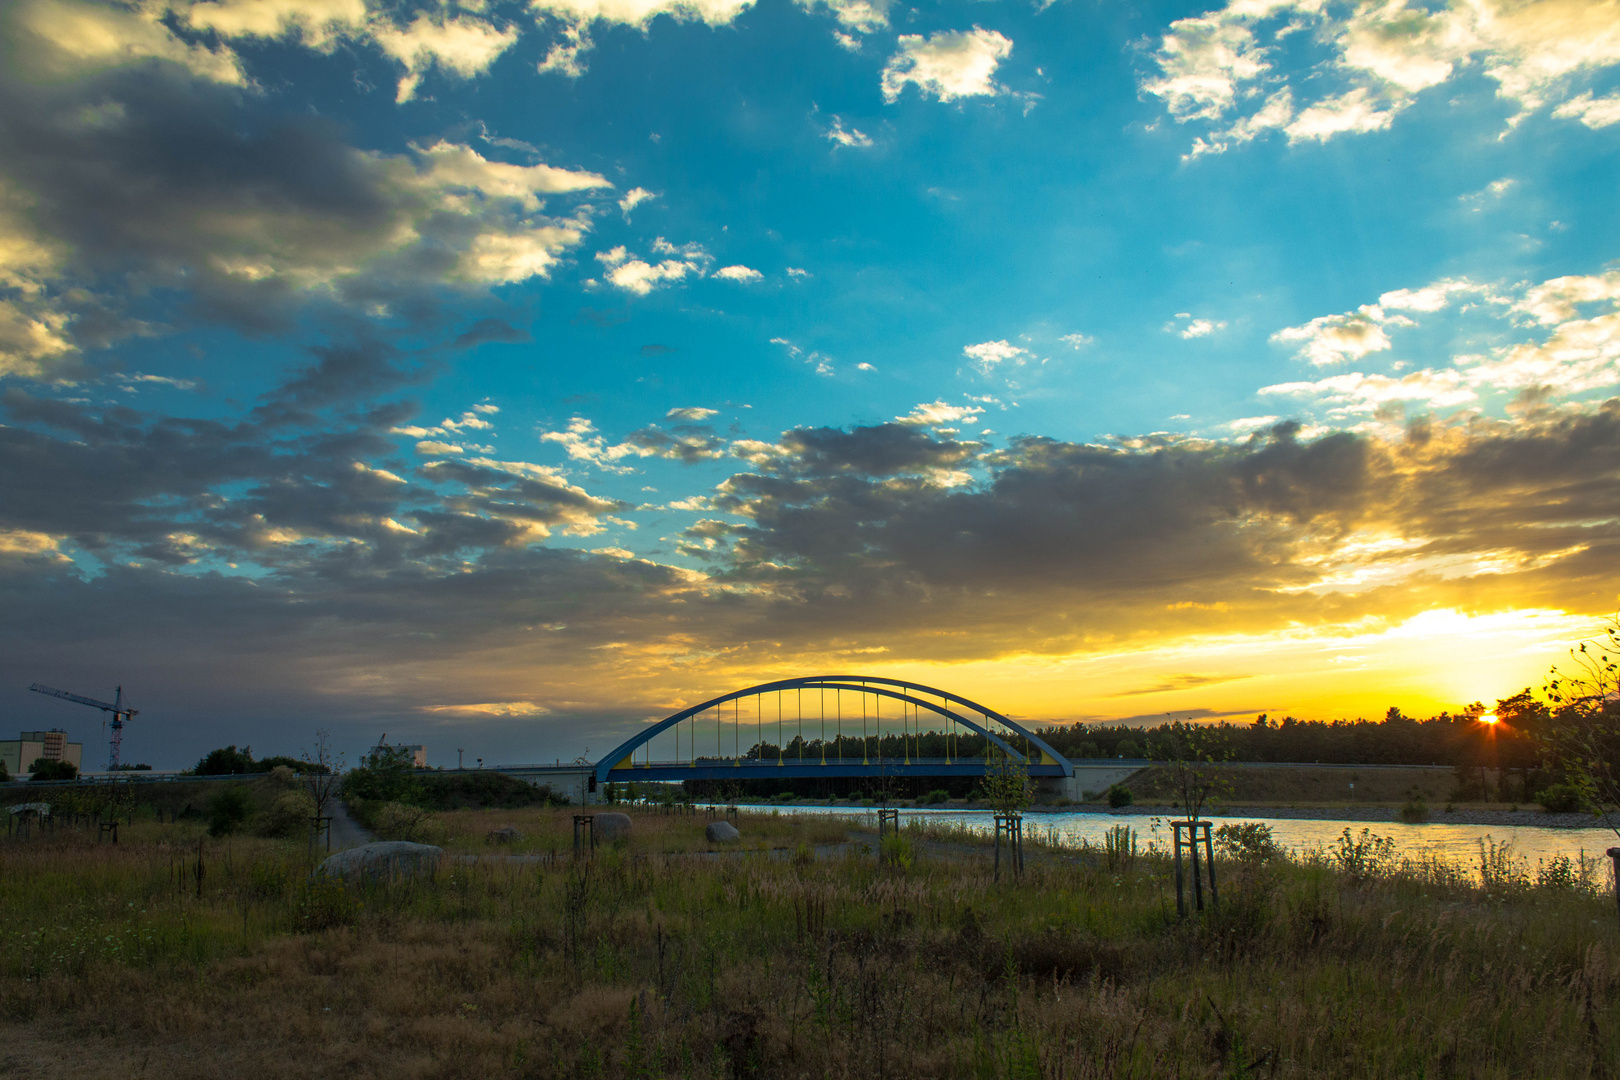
[493,675,1141,804]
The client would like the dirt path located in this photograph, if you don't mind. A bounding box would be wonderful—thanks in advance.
[326,800,372,850]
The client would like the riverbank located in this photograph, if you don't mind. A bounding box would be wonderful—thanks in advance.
[1,805,1616,1078]
[724,798,1611,830]
[1039,802,1614,830]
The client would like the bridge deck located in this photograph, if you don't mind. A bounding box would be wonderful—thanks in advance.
[608,756,1067,782]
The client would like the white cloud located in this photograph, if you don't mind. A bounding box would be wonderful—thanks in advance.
[1264,268,1620,409]
[898,400,984,426]
[666,406,718,420]
[595,239,711,295]
[827,116,874,147]
[618,186,657,218]
[1285,86,1403,142]
[1379,278,1482,313]
[1227,415,1280,432]
[16,0,248,83]
[1143,0,1620,156]
[881,27,1014,104]
[856,361,876,371]
[795,0,891,36]
[370,13,521,103]
[1060,332,1094,348]
[1554,91,1620,128]
[714,265,763,283]
[1169,315,1226,339]
[1272,304,1407,366]
[786,267,810,279]
[962,339,1033,374]
[1260,369,1477,412]
[416,440,466,456]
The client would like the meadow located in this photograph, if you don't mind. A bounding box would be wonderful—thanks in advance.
[0,801,1616,1079]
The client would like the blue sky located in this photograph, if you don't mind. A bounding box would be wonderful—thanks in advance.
[2,0,1619,768]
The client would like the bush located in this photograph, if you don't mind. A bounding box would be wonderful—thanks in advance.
[27,757,77,782]
[206,785,253,836]
[1399,798,1429,823]
[258,789,316,838]
[1536,782,1588,813]
[368,801,444,844]
[1106,784,1133,808]
[1215,821,1281,861]
[921,789,949,805]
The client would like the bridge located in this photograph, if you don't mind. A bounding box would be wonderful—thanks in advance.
[546,675,1093,800]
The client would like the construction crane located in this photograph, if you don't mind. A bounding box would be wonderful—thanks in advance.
[29,683,138,771]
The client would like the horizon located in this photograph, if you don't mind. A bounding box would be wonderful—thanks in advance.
[2,0,1618,772]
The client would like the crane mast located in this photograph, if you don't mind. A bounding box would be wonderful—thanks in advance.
[28,683,139,771]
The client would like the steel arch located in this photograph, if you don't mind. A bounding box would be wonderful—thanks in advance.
[593,675,1072,783]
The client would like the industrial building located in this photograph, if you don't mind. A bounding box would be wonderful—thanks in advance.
[1,730,84,776]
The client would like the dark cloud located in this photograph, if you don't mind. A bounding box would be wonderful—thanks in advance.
[453,319,530,348]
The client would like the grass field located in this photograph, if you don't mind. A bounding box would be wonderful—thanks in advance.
[1,805,1616,1078]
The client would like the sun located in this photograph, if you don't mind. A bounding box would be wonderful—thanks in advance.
[1479,712,1499,725]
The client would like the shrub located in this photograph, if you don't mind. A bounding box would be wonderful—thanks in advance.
[1399,797,1429,823]
[27,758,77,782]
[369,801,444,844]
[206,785,253,836]
[1536,782,1588,813]
[1106,784,1133,808]
[921,789,949,805]
[1215,821,1281,861]
[258,789,316,838]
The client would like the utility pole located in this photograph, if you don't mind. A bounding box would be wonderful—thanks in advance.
[458,748,464,770]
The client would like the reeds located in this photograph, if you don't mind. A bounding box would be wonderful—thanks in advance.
[0,808,1615,1078]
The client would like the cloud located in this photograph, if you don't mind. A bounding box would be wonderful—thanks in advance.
[618,186,657,218]
[1262,269,1620,411]
[898,400,985,427]
[370,12,522,103]
[795,0,891,36]
[713,265,763,283]
[1273,304,1407,366]
[962,339,1034,374]
[826,116,874,147]
[667,407,718,421]
[1555,91,1620,128]
[881,27,1014,104]
[541,414,725,469]
[1060,333,1094,348]
[1170,315,1226,339]
[421,701,550,717]
[1143,0,1620,156]
[595,240,711,295]
[0,32,611,377]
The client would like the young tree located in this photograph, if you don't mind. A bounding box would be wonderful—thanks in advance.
[1164,724,1229,823]
[1543,614,1620,839]
[301,729,345,822]
[981,748,1033,814]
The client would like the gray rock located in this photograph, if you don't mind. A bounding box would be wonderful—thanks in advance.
[317,841,442,882]
[594,812,632,841]
[486,826,522,844]
[705,820,740,843]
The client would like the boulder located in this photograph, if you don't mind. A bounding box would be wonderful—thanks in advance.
[594,812,632,841]
[317,841,442,882]
[705,820,740,843]
[486,826,522,844]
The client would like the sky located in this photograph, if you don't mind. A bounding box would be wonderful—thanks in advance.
[1,0,1619,770]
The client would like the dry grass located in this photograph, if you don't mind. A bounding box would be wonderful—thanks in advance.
[419,805,856,855]
[1,811,1617,1078]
